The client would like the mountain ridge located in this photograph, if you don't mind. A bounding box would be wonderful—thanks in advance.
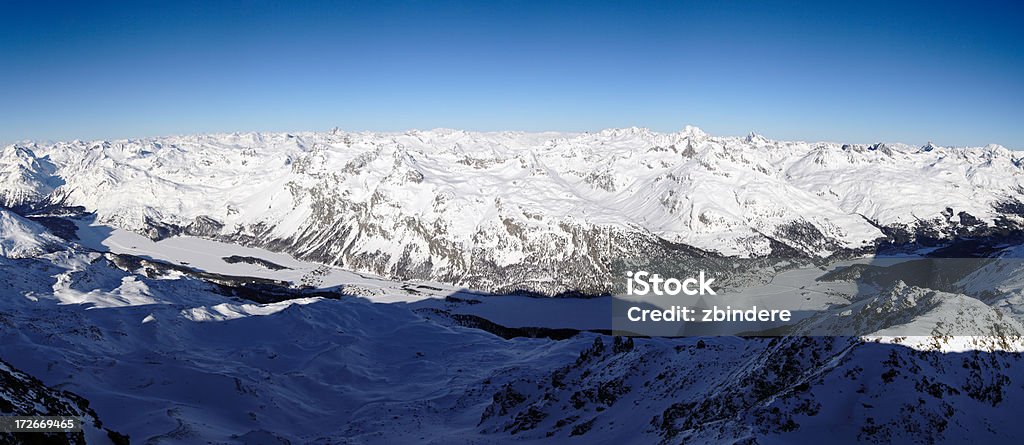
[3,127,1022,294]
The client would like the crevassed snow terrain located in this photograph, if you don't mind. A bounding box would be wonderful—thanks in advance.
[3,127,1022,293]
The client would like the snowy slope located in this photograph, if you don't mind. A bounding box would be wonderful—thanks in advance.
[71,218,458,303]
[0,196,1021,443]
[799,280,1024,343]
[2,128,1022,293]
[0,358,127,445]
[480,335,1024,444]
[3,241,1024,444]
[0,208,63,258]
[0,246,588,444]
[0,145,61,207]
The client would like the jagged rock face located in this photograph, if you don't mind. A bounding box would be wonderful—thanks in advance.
[0,358,128,445]
[0,202,1022,444]
[797,280,1024,338]
[478,336,1024,444]
[2,129,1023,293]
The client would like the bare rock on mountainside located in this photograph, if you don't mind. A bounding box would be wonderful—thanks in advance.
[0,358,128,445]
[2,129,1023,293]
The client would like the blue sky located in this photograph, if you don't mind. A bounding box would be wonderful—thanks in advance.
[2,0,1022,148]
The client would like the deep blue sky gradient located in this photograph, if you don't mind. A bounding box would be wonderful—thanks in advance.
[2,0,1022,148]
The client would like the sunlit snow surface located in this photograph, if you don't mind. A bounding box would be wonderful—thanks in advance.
[0,217,585,442]
[73,218,457,303]
[1,215,1024,444]
[3,128,1024,443]
[0,209,63,258]
[67,218,616,333]
[66,219,1024,337]
[0,258,587,443]
[5,127,1021,294]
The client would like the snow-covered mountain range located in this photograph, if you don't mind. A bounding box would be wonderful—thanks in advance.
[3,127,1022,294]
[1,208,1023,444]
[3,127,1024,444]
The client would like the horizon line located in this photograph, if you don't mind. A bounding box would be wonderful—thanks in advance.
[3,125,1017,152]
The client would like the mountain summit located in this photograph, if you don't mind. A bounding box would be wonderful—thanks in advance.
[2,128,1022,293]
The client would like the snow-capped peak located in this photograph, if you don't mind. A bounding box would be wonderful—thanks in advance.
[680,125,707,139]
[744,131,769,144]
[2,127,1022,293]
